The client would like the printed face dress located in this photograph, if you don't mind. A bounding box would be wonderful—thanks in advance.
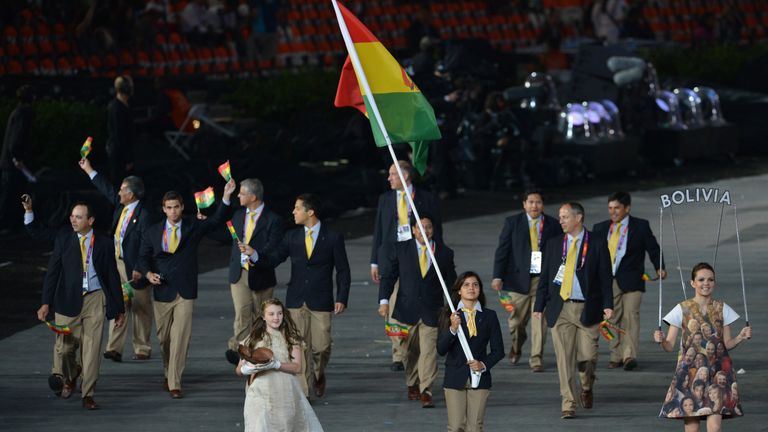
[659,298,743,419]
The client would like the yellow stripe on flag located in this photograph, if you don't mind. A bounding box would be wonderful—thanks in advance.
[355,42,420,96]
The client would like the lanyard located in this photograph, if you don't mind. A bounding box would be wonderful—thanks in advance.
[243,209,263,241]
[531,216,544,249]
[561,231,589,270]
[608,221,629,253]
[118,206,136,239]
[82,234,95,276]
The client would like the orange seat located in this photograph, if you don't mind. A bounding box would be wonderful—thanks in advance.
[24,59,39,75]
[55,39,71,54]
[22,42,37,56]
[8,60,23,74]
[56,57,72,75]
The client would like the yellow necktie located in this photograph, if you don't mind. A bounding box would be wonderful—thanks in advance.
[305,228,314,258]
[244,212,256,244]
[397,191,408,226]
[529,218,540,252]
[608,222,622,264]
[462,308,477,337]
[559,237,579,301]
[419,244,428,278]
[169,226,179,253]
[114,206,129,258]
[80,235,88,272]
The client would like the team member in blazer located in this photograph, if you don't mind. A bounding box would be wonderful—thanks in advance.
[249,193,351,398]
[78,157,154,362]
[224,178,284,366]
[138,180,235,398]
[378,215,457,408]
[34,201,125,410]
[437,271,504,432]
[371,160,442,371]
[534,202,613,419]
[491,190,562,370]
[23,194,79,398]
[593,191,666,371]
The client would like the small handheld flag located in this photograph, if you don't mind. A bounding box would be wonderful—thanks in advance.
[194,187,216,209]
[385,321,409,338]
[218,160,232,182]
[122,282,135,303]
[226,220,239,241]
[80,136,93,158]
[498,291,516,313]
[598,320,625,342]
[45,321,72,335]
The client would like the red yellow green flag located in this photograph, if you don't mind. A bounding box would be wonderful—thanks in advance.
[333,2,441,174]
[225,220,239,241]
[194,186,216,209]
[218,160,232,182]
[80,136,93,158]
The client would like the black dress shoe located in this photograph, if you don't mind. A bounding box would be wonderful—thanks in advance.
[103,351,122,362]
[225,349,240,365]
[48,374,64,396]
[390,361,404,371]
[623,358,638,371]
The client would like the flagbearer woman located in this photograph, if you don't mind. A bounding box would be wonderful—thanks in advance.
[438,271,504,431]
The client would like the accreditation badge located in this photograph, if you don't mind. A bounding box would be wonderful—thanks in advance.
[240,253,249,266]
[553,264,565,285]
[82,272,89,289]
[396,224,413,242]
[530,251,542,274]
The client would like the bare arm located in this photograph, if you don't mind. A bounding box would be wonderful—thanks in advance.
[654,325,679,353]
[723,324,752,350]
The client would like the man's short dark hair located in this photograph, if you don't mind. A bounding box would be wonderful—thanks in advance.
[297,193,321,218]
[411,214,433,227]
[608,191,631,207]
[71,201,94,219]
[523,189,544,202]
[123,176,145,200]
[162,191,184,205]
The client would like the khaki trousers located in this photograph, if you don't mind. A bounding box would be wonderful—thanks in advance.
[153,294,194,391]
[609,280,643,363]
[105,257,153,356]
[403,320,438,393]
[445,387,491,432]
[388,281,407,363]
[55,289,106,398]
[228,269,274,350]
[503,276,547,367]
[550,301,599,411]
[289,304,332,397]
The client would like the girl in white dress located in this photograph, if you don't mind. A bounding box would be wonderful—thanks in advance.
[236,298,324,432]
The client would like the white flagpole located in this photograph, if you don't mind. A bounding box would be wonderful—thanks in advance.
[657,206,663,331]
[330,0,481,386]
[733,206,750,329]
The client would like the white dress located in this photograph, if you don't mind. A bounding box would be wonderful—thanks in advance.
[243,331,323,432]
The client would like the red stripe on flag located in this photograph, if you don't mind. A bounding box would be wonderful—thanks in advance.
[338,2,378,43]
[334,56,367,115]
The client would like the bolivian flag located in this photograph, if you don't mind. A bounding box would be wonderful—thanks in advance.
[194,186,216,209]
[332,1,441,174]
